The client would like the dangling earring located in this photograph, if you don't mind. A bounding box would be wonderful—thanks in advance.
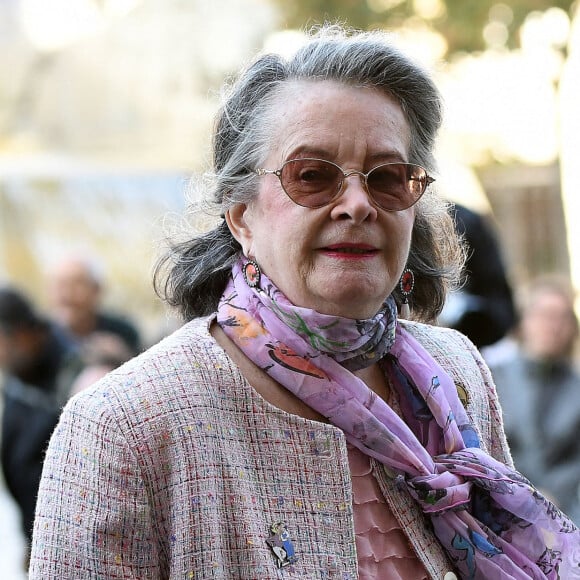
[242,259,261,288]
[399,269,414,319]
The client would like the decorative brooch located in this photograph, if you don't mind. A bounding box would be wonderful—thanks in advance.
[266,522,298,569]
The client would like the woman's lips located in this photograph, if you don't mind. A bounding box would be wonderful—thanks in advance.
[321,243,379,258]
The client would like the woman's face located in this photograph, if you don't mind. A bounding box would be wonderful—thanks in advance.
[227,80,416,319]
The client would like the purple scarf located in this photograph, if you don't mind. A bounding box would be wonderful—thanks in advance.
[217,260,580,579]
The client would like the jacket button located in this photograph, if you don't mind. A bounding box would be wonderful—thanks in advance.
[443,573,458,580]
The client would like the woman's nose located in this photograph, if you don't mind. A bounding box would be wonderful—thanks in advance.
[330,173,378,223]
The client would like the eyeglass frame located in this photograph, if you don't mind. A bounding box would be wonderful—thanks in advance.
[254,157,435,212]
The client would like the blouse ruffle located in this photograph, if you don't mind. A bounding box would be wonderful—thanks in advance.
[348,444,428,579]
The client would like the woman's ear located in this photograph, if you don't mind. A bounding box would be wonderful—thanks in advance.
[225,203,253,256]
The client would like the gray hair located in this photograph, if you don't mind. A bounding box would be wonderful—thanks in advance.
[154,25,464,322]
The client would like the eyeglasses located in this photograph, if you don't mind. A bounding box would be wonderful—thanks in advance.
[255,158,434,211]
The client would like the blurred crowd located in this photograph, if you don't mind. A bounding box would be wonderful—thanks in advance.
[484,275,580,524]
[1,204,580,574]
[0,253,157,570]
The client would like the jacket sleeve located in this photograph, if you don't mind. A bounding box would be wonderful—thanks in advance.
[29,388,161,578]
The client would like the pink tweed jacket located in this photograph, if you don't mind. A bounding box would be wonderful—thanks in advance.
[29,316,512,579]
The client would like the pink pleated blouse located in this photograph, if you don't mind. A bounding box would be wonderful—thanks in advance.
[347,443,429,579]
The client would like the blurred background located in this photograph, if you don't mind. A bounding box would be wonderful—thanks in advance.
[1,0,580,576]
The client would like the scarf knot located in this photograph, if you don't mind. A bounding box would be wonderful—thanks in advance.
[407,469,472,514]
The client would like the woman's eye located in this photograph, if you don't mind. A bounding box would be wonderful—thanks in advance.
[299,169,324,182]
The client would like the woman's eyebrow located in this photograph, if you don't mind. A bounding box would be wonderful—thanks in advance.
[366,150,407,164]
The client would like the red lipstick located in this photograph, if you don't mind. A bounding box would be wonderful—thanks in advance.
[321,243,378,259]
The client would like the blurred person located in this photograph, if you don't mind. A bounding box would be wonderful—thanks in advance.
[489,275,580,525]
[30,26,579,579]
[0,287,80,560]
[440,203,516,349]
[68,331,134,397]
[47,253,142,356]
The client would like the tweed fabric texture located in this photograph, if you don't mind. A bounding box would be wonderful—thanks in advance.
[30,316,512,579]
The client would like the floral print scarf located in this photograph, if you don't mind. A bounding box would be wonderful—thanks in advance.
[216,259,580,579]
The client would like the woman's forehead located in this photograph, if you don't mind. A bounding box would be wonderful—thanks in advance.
[264,80,410,162]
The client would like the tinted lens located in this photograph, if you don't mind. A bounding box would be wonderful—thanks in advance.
[367,163,427,210]
[279,159,342,207]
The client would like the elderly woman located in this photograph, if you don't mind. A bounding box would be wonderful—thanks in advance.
[30,26,579,579]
